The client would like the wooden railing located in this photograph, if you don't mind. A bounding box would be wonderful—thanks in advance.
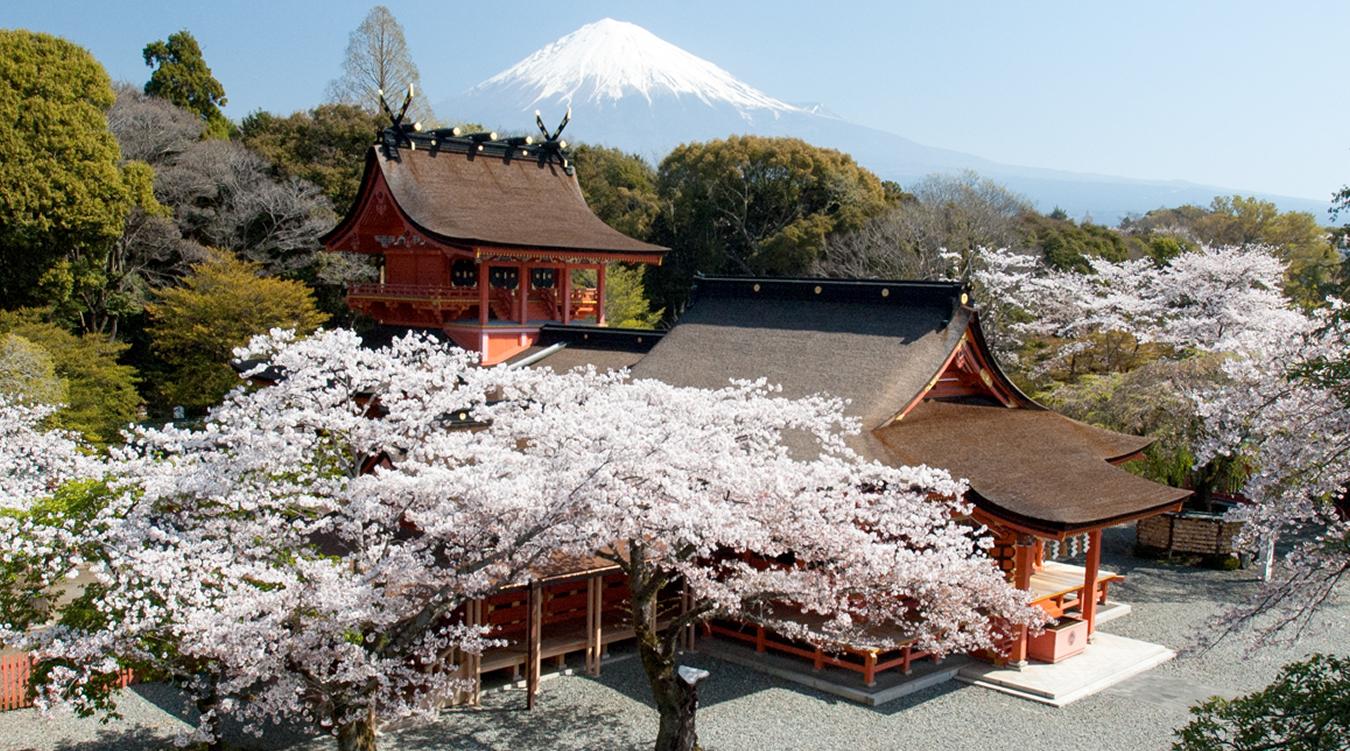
[1,653,134,711]
[347,283,600,319]
[347,283,479,302]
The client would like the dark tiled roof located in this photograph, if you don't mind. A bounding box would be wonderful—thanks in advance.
[336,145,667,257]
[877,400,1190,534]
[630,277,967,430]
[628,275,1185,533]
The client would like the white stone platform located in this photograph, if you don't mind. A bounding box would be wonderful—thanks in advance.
[956,631,1174,707]
[699,637,968,706]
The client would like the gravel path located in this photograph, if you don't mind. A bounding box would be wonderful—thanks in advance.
[2,525,1346,751]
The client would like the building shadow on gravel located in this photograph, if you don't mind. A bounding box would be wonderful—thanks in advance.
[567,642,964,720]
[392,697,644,751]
[48,726,176,751]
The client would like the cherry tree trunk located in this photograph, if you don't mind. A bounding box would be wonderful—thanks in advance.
[627,551,701,751]
[336,706,377,751]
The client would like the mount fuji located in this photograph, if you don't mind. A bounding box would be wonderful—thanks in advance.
[440,19,1326,224]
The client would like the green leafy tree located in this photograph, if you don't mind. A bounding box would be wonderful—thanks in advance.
[1174,654,1349,751]
[0,310,140,445]
[0,31,134,311]
[572,144,661,239]
[605,264,663,329]
[147,251,326,410]
[1040,355,1249,510]
[649,135,887,310]
[0,333,66,406]
[143,30,230,139]
[1018,212,1145,272]
[239,104,384,211]
[1122,196,1340,306]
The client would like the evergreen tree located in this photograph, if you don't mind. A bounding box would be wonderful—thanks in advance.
[0,31,134,311]
[143,30,230,139]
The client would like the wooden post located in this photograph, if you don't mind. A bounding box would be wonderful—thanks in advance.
[1010,535,1035,665]
[596,264,607,326]
[561,265,572,324]
[526,581,542,709]
[863,651,877,687]
[1082,528,1102,637]
[586,576,601,676]
[755,625,766,653]
[478,262,489,325]
[518,264,529,324]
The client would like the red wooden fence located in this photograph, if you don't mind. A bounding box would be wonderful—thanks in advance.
[1,653,134,711]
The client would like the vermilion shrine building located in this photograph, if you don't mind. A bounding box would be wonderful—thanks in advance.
[324,119,1189,704]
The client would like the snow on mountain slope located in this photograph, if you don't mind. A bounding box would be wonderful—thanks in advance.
[440,19,1327,223]
[475,18,797,114]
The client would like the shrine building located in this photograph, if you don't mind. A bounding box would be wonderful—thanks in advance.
[321,118,667,364]
[324,113,1190,704]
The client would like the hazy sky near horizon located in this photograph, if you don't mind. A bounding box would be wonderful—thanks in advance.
[4,1,1344,202]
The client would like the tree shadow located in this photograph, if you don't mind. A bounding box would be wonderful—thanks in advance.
[49,726,177,751]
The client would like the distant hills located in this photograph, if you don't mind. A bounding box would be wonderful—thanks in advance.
[440,18,1329,225]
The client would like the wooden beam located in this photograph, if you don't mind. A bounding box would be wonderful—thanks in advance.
[526,580,541,709]
[1082,529,1102,636]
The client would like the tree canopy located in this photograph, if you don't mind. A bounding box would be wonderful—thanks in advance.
[0,310,140,446]
[1122,196,1340,306]
[327,5,432,123]
[1174,654,1349,751]
[146,251,326,410]
[572,144,661,239]
[143,30,230,139]
[240,103,384,212]
[0,31,134,310]
[648,135,887,310]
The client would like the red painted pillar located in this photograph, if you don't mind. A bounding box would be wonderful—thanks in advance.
[1082,529,1102,637]
[1010,535,1035,665]
[560,265,571,324]
[518,264,529,324]
[478,262,489,325]
[596,264,607,326]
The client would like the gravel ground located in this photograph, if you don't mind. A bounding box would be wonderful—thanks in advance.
[2,524,1346,751]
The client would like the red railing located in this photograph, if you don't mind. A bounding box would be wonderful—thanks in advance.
[1,653,136,711]
[347,283,480,302]
[348,284,599,317]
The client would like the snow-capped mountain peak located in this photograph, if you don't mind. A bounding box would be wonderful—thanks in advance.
[473,18,798,112]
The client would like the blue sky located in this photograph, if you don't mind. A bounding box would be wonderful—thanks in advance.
[3,1,1344,202]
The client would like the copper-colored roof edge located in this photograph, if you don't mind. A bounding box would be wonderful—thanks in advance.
[319,147,382,247]
[967,486,1191,539]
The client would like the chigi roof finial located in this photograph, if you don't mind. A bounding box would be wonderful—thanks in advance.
[534,107,574,174]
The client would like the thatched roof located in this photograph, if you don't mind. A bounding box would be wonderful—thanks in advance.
[324,145,667,261]
[604,275,1186,534]
[877,400,1190,534]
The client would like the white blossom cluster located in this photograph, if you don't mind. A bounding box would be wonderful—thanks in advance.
[0,399,103,511]
[1,328,1038,746]
[976,244,1349,643]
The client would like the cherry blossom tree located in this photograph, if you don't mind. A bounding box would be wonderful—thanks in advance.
[975,244,1348,645]
[0,399,102,510]
[545,376,1042,751]
[4,329,1039,751]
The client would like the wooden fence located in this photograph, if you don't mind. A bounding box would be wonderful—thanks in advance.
[1,653,134,711]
